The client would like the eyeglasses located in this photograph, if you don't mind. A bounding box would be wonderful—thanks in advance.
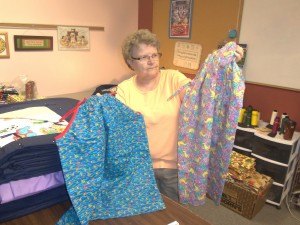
[131,53,162,62]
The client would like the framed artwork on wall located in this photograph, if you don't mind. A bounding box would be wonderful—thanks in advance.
[57,26,90,51]
[173,41,202,70]
[14,35,53,51]
[0,32,10,58]
[169,0,193,39]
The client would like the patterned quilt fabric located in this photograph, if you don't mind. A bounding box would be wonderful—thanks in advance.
[227,151,272,193]
[228,151,256,180]
[178,42,245,206]
[56,95,165,225]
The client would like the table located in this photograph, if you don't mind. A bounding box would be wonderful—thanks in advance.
[90,195,211,225]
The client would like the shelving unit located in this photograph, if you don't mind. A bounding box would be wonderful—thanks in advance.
[233,125,300,208]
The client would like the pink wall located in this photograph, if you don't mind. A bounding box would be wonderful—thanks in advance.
[1,0,138,97]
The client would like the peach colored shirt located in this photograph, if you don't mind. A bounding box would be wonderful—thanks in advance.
[116,69,190,169]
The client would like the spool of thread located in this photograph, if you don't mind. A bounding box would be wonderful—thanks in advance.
[269,110,278,125]
[280,113,288,128]
[242,110,247,125]
[245,113,252,127]
[245,106,252,127]
[25,81,35,100]
[284,120,297,140]
[251,110,259,127]
[271,116,280,134]
[280,116,290,134]
[238,108,246,123]
[257,111,261,124]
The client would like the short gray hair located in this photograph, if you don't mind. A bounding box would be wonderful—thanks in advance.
[122,29,160,70]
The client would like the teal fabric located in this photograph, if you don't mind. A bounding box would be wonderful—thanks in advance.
[56,95,165,225]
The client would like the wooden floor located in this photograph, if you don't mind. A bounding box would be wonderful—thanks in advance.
[1,201,71,225]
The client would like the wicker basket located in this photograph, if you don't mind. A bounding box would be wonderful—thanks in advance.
[221,179,273,219]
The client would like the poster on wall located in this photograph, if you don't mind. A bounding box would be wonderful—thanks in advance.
[57,26,90,51]
[14,35,53,51]
[173,41,201,70]
[0,32,10,58]
[169,0,193,39]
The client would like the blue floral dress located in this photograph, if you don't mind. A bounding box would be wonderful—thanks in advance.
[56,95,165,225]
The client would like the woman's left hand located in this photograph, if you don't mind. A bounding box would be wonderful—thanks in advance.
[235,45,244,62]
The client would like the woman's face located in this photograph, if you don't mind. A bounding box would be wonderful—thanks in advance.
[128,43,160,79]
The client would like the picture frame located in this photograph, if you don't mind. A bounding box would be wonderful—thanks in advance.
[0,32,10,58]
[173,41,202,70]
[57,26,90,51]
[169,0,193,39]
[14,35,53,51]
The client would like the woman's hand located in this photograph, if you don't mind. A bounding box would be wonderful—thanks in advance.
[235,45,244,62]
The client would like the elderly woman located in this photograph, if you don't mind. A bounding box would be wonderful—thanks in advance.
[116,29,243,201]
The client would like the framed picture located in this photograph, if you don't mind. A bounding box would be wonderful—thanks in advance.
[14,35,53,51]
[169,0,193,39]
[57,26,90,51]
[173,41,202,70]
[0,32,10,58]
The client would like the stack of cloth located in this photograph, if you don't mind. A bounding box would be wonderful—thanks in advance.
[226,151,272,193]
[0,98,78,222]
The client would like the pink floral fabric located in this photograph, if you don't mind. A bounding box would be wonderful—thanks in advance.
[178,42,245,205]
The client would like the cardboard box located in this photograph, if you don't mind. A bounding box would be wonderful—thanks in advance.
[221,180,273,219]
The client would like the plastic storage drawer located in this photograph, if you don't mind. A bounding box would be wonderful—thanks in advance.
[252,136,292,164]
[234,129,254,150]
[252,154,287,184]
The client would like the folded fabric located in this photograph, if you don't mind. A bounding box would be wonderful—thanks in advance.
[0,185,69,223]
[0,135,62,184]
[227,151,272,192]
[0,98,78,222]
[0,98,78,184]
[56,95,165,225]
[228,151,256,180]
[0,171,64,204]
[230,151,256,171]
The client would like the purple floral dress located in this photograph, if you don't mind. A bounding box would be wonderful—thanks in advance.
[178,42,245,205]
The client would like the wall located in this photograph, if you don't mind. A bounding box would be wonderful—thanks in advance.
[239,0,300,131]
[0,0,138,97]
[239,0,300,90]
[138,0,153,31]
[244,84,300,131]
[152,0,243,74]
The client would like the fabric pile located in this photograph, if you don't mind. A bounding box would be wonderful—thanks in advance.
[226,151,272,193]
[0,98,78,222]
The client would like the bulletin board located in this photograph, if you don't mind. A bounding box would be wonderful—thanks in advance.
[152,0,244,75]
